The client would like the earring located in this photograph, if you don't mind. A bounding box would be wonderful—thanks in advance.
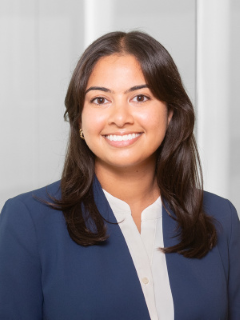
[79,129,85,140]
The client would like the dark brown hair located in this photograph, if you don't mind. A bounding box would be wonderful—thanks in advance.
[52,31,217,258]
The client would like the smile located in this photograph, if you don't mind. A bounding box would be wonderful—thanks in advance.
[105,133,141,142]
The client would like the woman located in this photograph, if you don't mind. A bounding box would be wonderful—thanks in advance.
[0,31,239,320]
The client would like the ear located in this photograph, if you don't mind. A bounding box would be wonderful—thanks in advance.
[167,109,174,125]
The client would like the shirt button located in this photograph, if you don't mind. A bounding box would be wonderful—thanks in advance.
[142,277,149,284]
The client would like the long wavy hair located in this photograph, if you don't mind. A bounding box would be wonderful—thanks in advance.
[52,31,217,258]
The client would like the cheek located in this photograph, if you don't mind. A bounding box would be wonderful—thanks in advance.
[81,108,106,134]
[137,108,169,132]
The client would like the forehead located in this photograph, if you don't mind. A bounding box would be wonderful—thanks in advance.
[87,54,145,88]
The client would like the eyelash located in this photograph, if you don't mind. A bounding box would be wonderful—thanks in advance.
[90,94,150,105]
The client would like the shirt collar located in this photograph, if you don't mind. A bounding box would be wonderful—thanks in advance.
[103,189,162,222]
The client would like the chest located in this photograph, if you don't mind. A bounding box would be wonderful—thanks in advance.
[39,218,228,320]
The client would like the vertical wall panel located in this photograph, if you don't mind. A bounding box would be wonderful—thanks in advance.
[196,0,230,198]
[84,0,113,48]
[229,0,240,211]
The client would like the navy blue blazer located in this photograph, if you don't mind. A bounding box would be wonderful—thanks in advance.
[0,178,240,320]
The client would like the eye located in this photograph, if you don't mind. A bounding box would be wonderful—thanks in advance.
[132,95,149,103]
[91,97,109,105]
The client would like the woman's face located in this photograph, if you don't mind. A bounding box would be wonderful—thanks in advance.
[81,54,172,171]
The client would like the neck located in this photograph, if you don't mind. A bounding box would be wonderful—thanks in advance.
[95,159,160,209]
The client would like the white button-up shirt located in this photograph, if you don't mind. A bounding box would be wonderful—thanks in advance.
[103,190,174,320]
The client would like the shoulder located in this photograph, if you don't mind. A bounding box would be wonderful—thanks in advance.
[203,190,238,220]
[203,190,234,210]
[2,180,61,209]
[203,190,239,241]
[0,180,62,228]
[10,180,61,204]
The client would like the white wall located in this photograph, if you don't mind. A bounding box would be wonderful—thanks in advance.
[229,0,240,211]
[0,0,84,205]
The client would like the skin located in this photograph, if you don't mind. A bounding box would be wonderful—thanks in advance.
[81,54,172,232]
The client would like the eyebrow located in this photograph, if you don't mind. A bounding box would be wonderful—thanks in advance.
[85,84,149,94]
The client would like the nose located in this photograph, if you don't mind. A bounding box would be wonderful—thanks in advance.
[108,100,134,127]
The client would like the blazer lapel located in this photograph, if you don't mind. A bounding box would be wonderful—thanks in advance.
[92,177,151,320]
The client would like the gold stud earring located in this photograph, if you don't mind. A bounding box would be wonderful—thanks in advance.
[79,129,85,140]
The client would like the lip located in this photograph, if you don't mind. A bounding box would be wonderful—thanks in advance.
[103,132,142,147]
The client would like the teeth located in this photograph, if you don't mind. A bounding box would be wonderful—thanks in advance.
[106,133,141,142]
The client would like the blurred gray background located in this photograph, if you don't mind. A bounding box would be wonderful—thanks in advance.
[0,0,239,213]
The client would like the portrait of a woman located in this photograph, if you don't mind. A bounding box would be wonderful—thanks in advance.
[0,31,239,320]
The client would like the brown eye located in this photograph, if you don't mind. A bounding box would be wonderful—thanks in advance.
[91,97,108,105]
[132,95,149,103]
[97,97,105,104]
[137,95,145,102]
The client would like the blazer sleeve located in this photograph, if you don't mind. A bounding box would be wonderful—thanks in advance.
[227,200,240,320]
[0,198,43,320]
